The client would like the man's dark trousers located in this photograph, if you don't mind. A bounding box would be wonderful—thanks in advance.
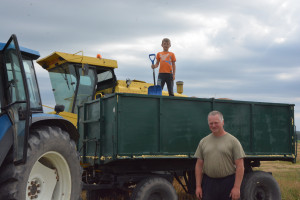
[201,174,235,200]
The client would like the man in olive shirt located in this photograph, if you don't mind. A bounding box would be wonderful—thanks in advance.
[194,111,245,200]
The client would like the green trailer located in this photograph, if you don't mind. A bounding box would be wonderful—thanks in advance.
[78,93,297,200]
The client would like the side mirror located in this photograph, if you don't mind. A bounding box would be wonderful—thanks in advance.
[54,105,65,114]
[83,64,89,75]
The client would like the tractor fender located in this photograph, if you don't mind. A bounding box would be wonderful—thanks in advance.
[31,113,79,142]
[0,115,13,166]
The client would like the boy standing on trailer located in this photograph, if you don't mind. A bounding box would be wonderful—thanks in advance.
[151,38,176,96]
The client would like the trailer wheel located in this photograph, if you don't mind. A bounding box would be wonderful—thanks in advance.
[241,171,281,200]
[131,177,178,200]
[0,126,82,200]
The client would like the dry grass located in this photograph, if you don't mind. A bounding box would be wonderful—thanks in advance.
[82,142,300,200]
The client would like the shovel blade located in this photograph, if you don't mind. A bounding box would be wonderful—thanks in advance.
[148,85,162,95]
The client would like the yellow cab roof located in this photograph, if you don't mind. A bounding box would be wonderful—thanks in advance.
[37,51,118,70]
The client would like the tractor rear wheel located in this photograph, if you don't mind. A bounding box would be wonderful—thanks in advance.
[0,126,82,200]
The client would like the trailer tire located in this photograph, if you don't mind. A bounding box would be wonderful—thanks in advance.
[131,176,178,200]
[241,171,281,200]
[0,126,82,200]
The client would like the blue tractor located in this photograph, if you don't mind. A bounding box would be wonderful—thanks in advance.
[0,35,81,200]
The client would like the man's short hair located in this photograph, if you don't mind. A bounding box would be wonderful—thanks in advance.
[208,110,224,122]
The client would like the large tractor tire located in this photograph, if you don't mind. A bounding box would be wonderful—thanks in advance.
[0,126,82,200]
[131,176,178,200]
[241,171,281,200]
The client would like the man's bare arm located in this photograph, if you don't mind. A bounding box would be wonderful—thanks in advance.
[195,159,204,199]
[230,158,244,200]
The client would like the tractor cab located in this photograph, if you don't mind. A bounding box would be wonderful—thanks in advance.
[0,34,41,163]
[37,52,118,114]
[0,37,42,113]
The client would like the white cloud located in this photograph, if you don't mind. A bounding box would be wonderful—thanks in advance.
[275,68,300,81]
[274,37,286,44]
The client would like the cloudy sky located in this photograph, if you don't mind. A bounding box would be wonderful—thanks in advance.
[1,0,300,128]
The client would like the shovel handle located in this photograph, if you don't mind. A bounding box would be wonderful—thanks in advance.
[149,54,157,85]
[153,68,156,85]
[149,54,156,65]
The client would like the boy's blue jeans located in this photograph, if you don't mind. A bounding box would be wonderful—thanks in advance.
[157,73,174,96]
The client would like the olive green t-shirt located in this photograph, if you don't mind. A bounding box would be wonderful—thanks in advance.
[194,133,245,178]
